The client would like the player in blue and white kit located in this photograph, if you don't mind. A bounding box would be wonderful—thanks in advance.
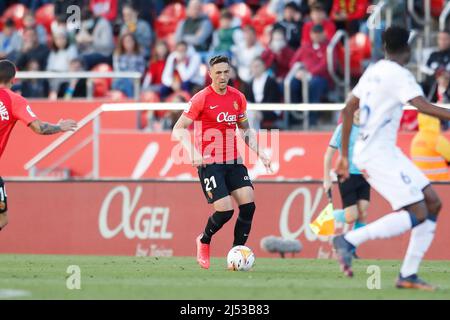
[333,26,450,291]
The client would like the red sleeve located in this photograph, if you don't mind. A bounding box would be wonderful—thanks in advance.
[347,0,368,20]
[183,91,204,121]
[11,94,37,125]
[301,23,311,46]
[325,20,336,42]
[290,47,303,68]
[237,92,247,123]
[331,0,341,19]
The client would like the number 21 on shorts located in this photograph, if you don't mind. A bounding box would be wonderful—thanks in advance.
[204,176,217,191]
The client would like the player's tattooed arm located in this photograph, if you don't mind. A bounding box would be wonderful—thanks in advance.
[29,119,77,135]
[238,118,273,173]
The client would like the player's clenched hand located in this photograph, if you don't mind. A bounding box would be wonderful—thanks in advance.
[335,156,349,181]
[58,119,77,132]
[259,152,273,174]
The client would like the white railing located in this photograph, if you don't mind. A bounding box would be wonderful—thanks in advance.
[24,102,450,179]
[440,1,450,31]
[407,0,432,47]
[283,62,310,130]
[16,71,142,100]
[367,1,393,45]
[327,30,350,99]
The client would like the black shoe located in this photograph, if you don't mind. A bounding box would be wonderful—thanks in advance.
[332,235,355,278]
[396,274,436,291]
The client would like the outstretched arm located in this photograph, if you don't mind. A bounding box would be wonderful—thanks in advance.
[237,118,273,173]
[28,119,77,135]
[409,96,450,121]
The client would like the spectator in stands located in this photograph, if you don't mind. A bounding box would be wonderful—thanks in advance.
[290,24,330,126]
[51,14,69,38]
[301,2,336,46]
[245,57,283,130]
[330,0,369,35]
[19,59,49,98]
[60,58,87,99]
[161,41,204,99]
[209,9,243,57]
[90,0,118,22]
[261,28,295,82]
[23,12,48,45]
[46,30,78,100]
[16,28,50,71]
[75,10,115,70]
[112,33,146,98]
[120,2,153,60]
[272,1,303,50]
[142,40,170,94]
[424,30,450,93]
[432,69,450,103]
[231,25,264,83]
[20,0,52,12]
[174,0,214,52]
[0,19,23,62]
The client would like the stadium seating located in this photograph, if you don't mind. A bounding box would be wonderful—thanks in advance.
[229,3,252,27]
[0,3,28,30]
[431,0,444,17]
[154,3,186,40]
[252,4,277,37]
[336,32,372,78]
[35,3,55,35]
[252,4,277,46]
[203,3,220,29]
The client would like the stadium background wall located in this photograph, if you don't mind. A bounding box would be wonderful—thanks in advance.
[0,181,449,260]
[1,101,449,179]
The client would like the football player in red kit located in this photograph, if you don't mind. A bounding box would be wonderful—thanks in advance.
[0,60,77,232]
[172,55,272,269]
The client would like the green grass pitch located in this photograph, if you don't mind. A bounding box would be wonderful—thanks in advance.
[0,254,449,299]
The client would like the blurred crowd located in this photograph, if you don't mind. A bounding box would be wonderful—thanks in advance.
[0,0,449,131]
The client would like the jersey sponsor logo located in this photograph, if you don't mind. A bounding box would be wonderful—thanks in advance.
[217,112,237,123]
[26,105,36,118]
[209,105,219,109]
[0,102,9,121]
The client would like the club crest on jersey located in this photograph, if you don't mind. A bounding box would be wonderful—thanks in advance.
[233,101,239,110]
[0,102,9,121]
[217,112,237,123]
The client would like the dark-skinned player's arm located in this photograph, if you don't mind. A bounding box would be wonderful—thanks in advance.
[237,116,273,173]
[409,96,450,121]
[171,114,204,167]
[29,119,77,135]
[335,94,359,181]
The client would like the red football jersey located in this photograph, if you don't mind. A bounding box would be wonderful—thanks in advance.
[0,88,38,158]
[183,85,248,163]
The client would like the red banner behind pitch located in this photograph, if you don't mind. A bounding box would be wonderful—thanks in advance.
[0,181,448,260]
